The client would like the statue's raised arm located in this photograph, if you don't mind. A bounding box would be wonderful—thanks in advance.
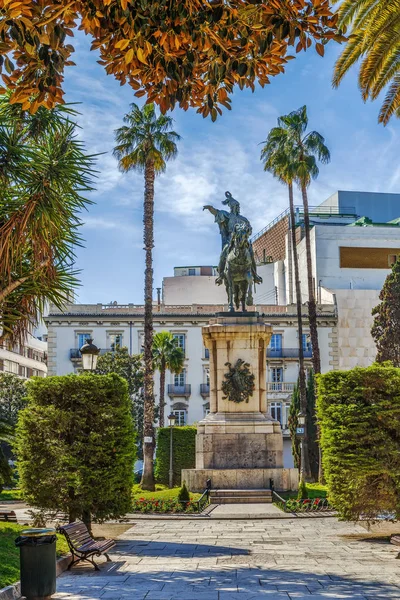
[203,191,262,312]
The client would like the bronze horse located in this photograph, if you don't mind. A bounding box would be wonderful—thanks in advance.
[224,224,257,312]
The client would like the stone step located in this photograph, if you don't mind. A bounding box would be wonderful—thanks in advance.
[209,489,273,504]
[210,495,273,504]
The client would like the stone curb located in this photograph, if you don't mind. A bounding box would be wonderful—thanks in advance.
[123,512,337,520]
[0,555,71,600]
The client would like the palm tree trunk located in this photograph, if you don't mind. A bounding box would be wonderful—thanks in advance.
[300,184,321,374]
[159,357,166,429]
[301,183,321,483]
[288,183,311,481]
[140,159,156,491]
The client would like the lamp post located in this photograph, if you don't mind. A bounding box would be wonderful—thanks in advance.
[80,338,100,372]
[167,412,176,489]
[296,410,306,481]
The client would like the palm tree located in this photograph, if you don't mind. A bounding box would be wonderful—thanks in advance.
[0,95,95,340]
[113,104,180,491]
[153,332,185,428]
[260,130,311,481]
[333,0,400,125]
[277,106,330,376]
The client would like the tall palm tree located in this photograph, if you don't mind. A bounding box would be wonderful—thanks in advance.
[333,0,400,125]
[260,131,312,481]
[153,332,185,428]
[277,106,330,376]
[114,104,180,491]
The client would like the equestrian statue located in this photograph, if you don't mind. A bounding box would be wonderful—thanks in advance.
[203,191,262,312]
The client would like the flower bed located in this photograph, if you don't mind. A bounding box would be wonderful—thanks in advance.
[131,497,199,514]
[273,493,334,514]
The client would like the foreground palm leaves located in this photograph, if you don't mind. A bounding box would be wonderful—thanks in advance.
[0,95,96,339]
[0,1,343,119]
[333,0,400,124]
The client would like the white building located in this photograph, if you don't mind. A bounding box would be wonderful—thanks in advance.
[0,334,47,378]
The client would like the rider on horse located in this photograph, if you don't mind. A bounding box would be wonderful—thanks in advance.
[203,191,261,287]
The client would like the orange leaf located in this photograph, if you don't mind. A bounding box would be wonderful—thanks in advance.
[315,42,324,57]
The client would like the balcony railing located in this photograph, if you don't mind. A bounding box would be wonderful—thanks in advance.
[267,382,295,393]
[267,348,312,359]
[167,384,191,397]
[200,383,210,397]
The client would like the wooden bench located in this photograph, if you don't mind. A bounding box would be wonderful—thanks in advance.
[58,521,115,571]
[0,510,17,522]
[390,535,400,558]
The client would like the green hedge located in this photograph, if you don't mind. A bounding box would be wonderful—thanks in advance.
[155,426,196,486]
[317,364,400,521]
[16,373,136,522]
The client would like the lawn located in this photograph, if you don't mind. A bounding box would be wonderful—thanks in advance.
[0,523,69,590]
[0,488,24,502]
[132,484,201,501]
[277,483,328,501]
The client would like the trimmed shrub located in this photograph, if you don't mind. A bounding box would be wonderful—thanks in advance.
[297,479,308,500]
[16,374,136,523]
[178,481,190,504]
[317,364,400,521]
[154,426,196,486]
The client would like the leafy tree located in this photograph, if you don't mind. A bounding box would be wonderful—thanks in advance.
[371,259,400,365]
[273,106,330,377]
[0,373,27,426]
[0,94,95,339]
[0,417,13,493]
[333,0,400,125]
[95,347,144,455]
[153,332,185,428]
[317,364,400,521]
[260,122,308,475]
[0,2,343,118]
[288,382,301,470]
[16,374,136,530]
[114,104,180,491]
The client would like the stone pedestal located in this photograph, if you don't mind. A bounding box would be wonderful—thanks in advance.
[182,313,299,492]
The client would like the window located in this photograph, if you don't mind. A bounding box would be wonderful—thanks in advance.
[18,365,26,377]
[188,268,196,276]
[389,254,400,267]
[270,367,283,391]
[302,333,312,352]
[77,333,91,349]
[173,410,186,426]
[269,334,282,353]
[5,360,18,374]
[109,333,123,351]
[173,334,185,355]
[284,402,291,429]
[204,347,209,360]
[270,402,282,424]
[174,370,186,387]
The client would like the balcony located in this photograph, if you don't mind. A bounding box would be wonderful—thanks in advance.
[267,382,295,393]
[200,383,210,398]
[167,384,191,398]
[267,348,312,359]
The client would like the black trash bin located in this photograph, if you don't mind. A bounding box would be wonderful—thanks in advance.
[15,528,57,600]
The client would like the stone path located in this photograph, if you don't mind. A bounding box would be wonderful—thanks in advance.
[53,516,400,599]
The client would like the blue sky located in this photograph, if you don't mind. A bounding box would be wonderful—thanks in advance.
[64,31,400,304]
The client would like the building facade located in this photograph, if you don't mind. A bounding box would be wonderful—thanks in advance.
[0,334,47,379]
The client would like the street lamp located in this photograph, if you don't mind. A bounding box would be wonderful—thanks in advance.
[80,338,100,371]
[167,412,176,489]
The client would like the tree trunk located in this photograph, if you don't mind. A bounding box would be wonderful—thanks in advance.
[159,357,166,429]
[301,184,321,375]
[82,509,92,536]
[140,159,156,491]
[288,183,311,481]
